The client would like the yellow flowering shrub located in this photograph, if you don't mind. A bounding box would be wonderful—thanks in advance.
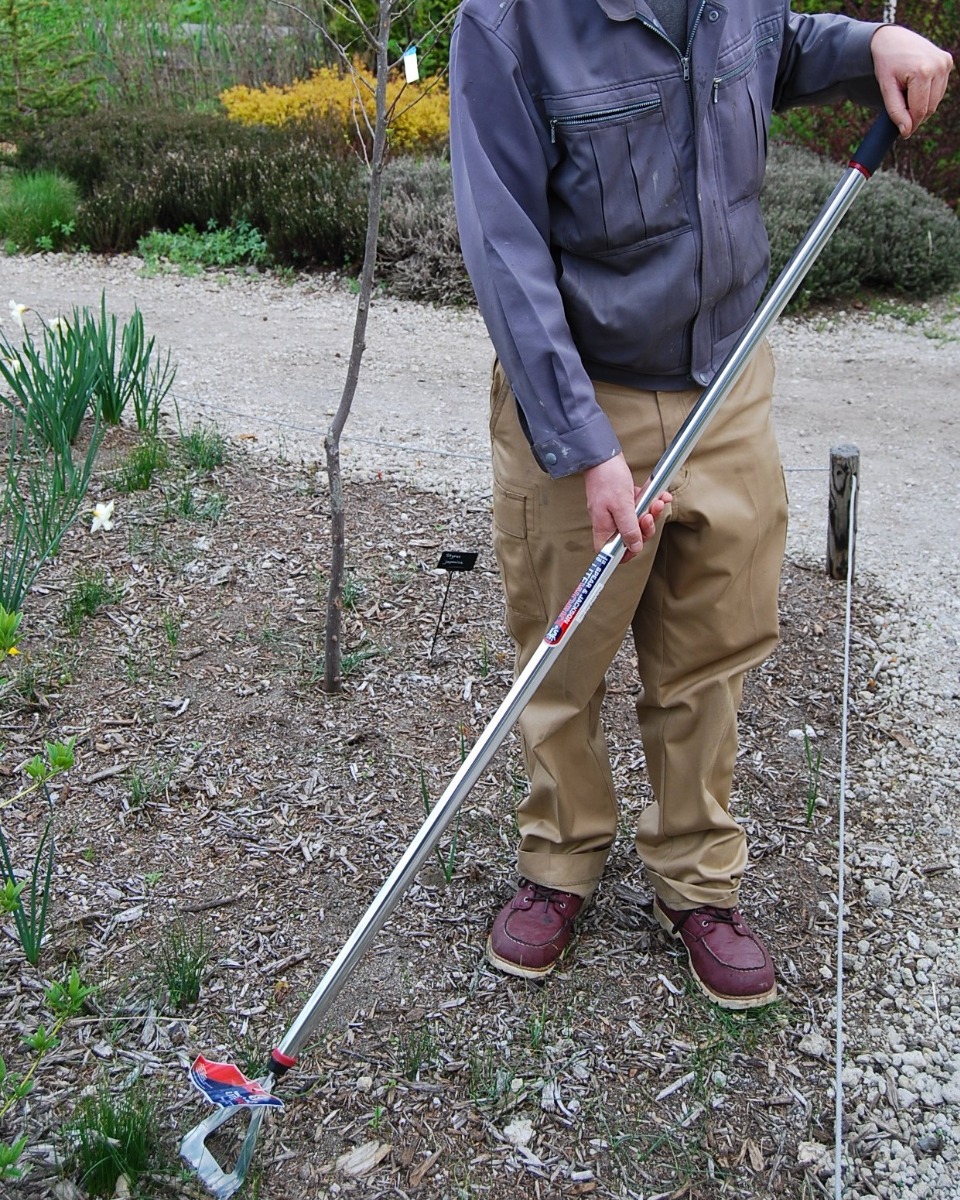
[220,65,449,153]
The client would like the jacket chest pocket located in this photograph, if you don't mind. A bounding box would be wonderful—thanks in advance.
[546,92,686,255]
[711,33,779,206]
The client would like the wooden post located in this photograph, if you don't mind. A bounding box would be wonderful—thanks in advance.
[828,443,859,580]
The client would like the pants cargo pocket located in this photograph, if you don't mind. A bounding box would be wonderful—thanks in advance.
[492,483,547,625]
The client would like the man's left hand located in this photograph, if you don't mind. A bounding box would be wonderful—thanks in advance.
[871,25,954,137]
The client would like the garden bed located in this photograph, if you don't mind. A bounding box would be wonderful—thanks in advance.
[2,417,955,1198]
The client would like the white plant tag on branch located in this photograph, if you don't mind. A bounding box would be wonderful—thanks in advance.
[403,46,419,83]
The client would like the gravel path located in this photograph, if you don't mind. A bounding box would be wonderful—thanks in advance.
[2,251,958,1197]
[4,251,957,724]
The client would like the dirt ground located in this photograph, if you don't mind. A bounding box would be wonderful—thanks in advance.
[0,253,958,1200]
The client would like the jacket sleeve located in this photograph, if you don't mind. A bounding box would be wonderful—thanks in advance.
[775,10,883,111]
[449,11,621,478]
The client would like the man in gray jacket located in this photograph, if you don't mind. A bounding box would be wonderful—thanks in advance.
[449,2,951,1008]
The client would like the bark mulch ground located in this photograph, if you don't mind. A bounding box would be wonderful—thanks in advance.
[1,423,950,1200]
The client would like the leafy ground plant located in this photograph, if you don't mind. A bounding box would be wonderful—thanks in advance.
[0,967,94,1182]
[111,435,169,493]
[0,605,22,657]
[164,481,225,522]
[63,1078,160,1198]
[179,421,228,470]
[138,220,269,273]
[803,729,824,825]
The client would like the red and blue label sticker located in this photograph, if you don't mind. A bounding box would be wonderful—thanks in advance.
[188,1056,284,1109]
[544,552,611,645]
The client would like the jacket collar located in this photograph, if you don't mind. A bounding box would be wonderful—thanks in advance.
[593,0,644,21]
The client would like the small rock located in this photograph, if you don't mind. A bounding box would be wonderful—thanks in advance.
[53,1183,84,1200]
[866,882,893,907]
[797,1140,832,1177]
[503,1117,535,1148]
[798,1032,831,1060]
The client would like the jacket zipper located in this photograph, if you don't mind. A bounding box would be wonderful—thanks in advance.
[712,35,779,102]
[550,98,661,143]
[635,0,707,83]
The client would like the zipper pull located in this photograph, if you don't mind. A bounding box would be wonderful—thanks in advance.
[713,79,719,103]
[550,119,557,144]
[681,56,691,82]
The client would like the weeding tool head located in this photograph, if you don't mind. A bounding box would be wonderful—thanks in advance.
[180,1055,292,1198]
[180,1102,269,1200]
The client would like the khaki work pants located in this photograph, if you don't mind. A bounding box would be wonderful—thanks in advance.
[490,342,788,908]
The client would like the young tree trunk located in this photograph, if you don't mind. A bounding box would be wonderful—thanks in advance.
[322,0,393,693]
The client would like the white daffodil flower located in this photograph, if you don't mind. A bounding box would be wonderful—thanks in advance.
[8,301,28,329]
[48,315,70,337]
[90,500,116,533]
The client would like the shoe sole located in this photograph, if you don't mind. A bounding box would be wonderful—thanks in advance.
[485,936,560,980]
[654,902,778,1011]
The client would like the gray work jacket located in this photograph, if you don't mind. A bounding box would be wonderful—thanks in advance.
[450,0,882,477]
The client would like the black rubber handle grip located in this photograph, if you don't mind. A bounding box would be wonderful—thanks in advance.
[850,111,900,176]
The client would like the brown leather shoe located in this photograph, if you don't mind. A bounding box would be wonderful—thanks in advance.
[487,880,585,979]
[654,896,777,1010]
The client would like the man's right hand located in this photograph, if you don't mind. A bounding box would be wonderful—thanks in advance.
[584,453,671,560]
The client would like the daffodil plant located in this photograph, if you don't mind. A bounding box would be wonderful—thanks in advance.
[1,301,103,612]
[1,405,103,612]
[1,293,173,613]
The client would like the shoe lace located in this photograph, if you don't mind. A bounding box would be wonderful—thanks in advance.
[524,881,573,908]
[673,905,740,934]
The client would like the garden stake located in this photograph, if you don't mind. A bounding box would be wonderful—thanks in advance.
[180,113,900,1199]
[428,549,479,659]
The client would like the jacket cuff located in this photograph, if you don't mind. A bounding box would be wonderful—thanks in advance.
[852,21,884,74]
[532,409,622,478]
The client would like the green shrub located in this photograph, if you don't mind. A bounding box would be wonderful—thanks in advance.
[762,140,960,304]
[255,134,367,267]
[16,108,272,196]
[18,109,367,266]
[383,146,960,306]
[0,170,78,250]
[379,158,473,304]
